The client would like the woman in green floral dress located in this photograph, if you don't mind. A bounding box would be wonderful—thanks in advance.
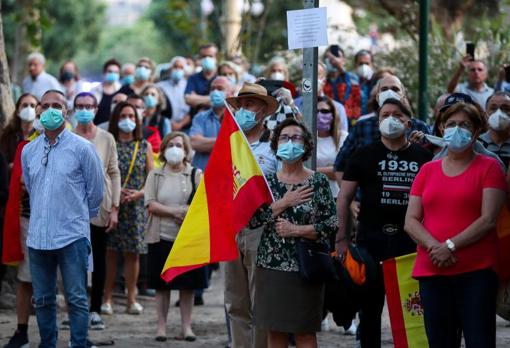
[251,118,338,348]
[103,102,154,315]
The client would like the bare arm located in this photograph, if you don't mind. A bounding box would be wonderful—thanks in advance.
[404,195,440,250]
[335,180,357,254]
[190,134,216,152]
[185,92,211,108]
[446,55,470,93]
[334,171,343,187]
[450,188,505,249]
[317,166,336,180]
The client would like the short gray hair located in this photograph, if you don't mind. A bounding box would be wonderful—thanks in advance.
[170,56,187,69]
[27,52,45,65]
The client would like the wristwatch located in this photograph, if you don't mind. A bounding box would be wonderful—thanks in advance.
[445,239,456,252]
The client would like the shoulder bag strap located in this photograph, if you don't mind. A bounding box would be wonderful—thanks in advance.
[122,141,139,189]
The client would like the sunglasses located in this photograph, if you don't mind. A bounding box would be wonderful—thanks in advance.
[318,109,332,114]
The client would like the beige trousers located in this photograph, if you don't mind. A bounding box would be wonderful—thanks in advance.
[224,227,267,348]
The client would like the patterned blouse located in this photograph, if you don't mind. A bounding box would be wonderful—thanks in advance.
[251,172,339,272]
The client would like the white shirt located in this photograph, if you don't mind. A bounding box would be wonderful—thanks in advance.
[157,79,190,122]
[316,136,340,197]
[455,82,494,110]
[22,71,62,100]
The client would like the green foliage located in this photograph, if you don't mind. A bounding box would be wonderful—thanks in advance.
[146,0,220,56]
[377,8,510,119]
[2,0,105,74]
[73,19,174,76]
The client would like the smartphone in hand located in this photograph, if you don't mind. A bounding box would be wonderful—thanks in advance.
[466,42,475,61]
[505,65,510,83]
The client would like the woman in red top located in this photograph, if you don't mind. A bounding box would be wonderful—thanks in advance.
[405,102,507,348]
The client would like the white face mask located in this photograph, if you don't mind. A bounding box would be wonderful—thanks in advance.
[19,106,36,122]
[33,118,45,132]
[356,64,373,80]
[270,72,285,81]
[136,108,145,121]
[488,109,510,131]
[164,146,185,165]
[379,116,406,139]
[377,89,401,106]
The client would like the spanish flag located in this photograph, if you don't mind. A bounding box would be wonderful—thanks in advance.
[2,140,29,265]
[161,107,273,283]
[382,253,428,348]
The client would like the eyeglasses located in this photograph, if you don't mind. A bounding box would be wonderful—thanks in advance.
[444,120,473,130]
[318,109,331,113]
[75,104,96,110]
[278,134,304,143]
[41,145,51,167]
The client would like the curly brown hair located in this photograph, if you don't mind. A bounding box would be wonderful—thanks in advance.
[270,118,314,161]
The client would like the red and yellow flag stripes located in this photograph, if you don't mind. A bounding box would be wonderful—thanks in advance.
[161,107,273,283]
[382,253,428,348]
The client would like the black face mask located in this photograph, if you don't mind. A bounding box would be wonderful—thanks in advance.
[61,71,74,82]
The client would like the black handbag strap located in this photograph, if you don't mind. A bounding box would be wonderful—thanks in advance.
[187,167,198,205]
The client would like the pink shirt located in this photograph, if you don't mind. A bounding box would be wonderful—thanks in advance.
[410,155,507,277]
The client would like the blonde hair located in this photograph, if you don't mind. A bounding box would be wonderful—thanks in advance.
[159,132,193,164]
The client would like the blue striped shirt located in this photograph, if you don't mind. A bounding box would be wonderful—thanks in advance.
[21,129,104,250]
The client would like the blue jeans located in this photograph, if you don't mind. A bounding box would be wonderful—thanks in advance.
[29,238,90,348]
[419,268,498,348]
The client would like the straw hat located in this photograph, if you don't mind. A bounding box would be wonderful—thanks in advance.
[226,82,279,115]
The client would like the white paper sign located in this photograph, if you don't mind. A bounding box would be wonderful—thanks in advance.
[287,7,328,50]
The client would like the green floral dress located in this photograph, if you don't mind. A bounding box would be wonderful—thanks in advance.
[107,139,149,254]
[251,172,338,272]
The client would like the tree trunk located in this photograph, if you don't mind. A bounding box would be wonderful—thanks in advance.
[0,1,15,126]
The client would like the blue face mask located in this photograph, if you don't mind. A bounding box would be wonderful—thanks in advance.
[209,90,225,108]
[234,108,258,131]
[118,118,136,133]
[443,126,473,153]
[171,69,184,81]
[227,76,237,85]
[40,108,65,130]
[122,75,135,85]
[143,95,157,109]
[104,72,119,83]
[325,59,336,73]
[75,109,95,124]
[201,57,216,71]
[135,66,151,81]
[277,141,305,163]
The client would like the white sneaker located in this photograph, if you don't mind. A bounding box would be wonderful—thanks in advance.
[321,317,330,331]
[89,311,105,330]
[345,321,357,336]
[100,302,113,315]
[126,302,143,315]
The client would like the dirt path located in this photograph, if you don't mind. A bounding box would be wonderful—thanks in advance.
[1,268,510,347]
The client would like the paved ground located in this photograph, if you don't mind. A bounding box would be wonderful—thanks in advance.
[1,267,510,347]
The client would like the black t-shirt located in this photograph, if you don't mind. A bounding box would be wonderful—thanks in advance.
[343,141,432,257]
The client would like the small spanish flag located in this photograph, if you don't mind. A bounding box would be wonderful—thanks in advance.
[382,253,428,348]
[161,107,273,283]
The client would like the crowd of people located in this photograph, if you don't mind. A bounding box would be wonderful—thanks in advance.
[0,40,509,348]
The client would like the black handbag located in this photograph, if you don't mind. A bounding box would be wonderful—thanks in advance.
[295,238,338,283]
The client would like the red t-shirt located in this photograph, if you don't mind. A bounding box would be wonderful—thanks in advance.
[410,155,507,277]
